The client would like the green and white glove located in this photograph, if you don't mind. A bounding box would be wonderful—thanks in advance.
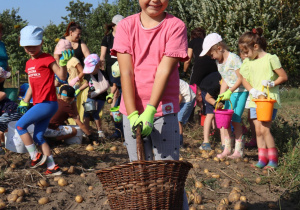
[217,89,232,101]
[17,100,29,114]
[127,111,139,137]
[133,105,157,138]
[59,50,74,66]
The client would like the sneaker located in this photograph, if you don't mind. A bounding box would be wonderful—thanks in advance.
[45,165,63,176]
[98,131,105,138]
[199,143,211,151]
[30,153,47,169]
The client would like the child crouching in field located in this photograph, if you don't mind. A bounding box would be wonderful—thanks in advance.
[239,28,288,168]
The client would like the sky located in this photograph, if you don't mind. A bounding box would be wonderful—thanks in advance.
[1,0,113,27]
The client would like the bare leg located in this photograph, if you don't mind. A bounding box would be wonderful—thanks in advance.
[203,114,214,143]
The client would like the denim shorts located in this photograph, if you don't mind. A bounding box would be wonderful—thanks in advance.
[201,90,214,114]
[178,98,196,125]
[250,108,277,120]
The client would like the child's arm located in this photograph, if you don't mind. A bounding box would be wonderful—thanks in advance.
[183,48,193,74]
[0,91,6,101]
[100,46,107,70]
[205,92,216,106]
[219,79,228,94]
[230,69,243,92]
[262,68,288,87]
[149,56,180,107]
[50,62,68,81]
[179,94,183,104]
[117,52,136,115]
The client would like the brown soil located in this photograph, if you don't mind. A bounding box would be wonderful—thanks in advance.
[0,104,298,210]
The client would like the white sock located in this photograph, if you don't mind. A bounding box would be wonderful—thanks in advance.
[46,155,56,169]
[25,144,38,160]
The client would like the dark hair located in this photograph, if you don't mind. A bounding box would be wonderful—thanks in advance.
[104,23,116,36]
[64,22,82,37]
[191,28,206,40]
[238,27,267,51]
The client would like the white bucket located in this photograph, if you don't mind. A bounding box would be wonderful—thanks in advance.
[5,121,34,153]
[64,126,83,145]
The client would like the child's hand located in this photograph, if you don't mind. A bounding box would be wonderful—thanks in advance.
[69,76,79,87]
[75,89,81,97]
[250,88,267,99]
[133,105,157,138]
[262,80,275,87]
[59,50,74,66]
[217,89,232,101]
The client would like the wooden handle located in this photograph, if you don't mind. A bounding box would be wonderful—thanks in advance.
[136,125,145,161]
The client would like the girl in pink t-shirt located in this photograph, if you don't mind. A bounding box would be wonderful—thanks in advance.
[111,1,188,208]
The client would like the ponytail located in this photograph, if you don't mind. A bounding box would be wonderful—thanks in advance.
[64,22,82,37]
[238,27,267,51]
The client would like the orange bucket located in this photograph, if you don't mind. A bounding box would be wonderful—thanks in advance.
[252,86,277,122]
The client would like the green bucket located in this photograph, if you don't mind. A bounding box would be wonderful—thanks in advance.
[3,88,19,101]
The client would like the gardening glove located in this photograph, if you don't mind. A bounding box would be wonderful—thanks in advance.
[17,100,29,114]
[250,88,267,99]
[262,80,275,87]
[217,89,232,101]
[133,105,157,138]
[75,89,81,97]
[90,89,101,98]
[106,93,114,104]
[59,50,74,66]
[127,111,139,137]
[69,76,79,87]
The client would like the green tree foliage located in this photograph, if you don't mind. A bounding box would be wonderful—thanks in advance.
[0,9,28,82]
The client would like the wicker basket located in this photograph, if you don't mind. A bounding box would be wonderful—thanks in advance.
[96,126,193,210]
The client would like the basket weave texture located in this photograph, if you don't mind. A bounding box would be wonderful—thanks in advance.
[96,160,192,210]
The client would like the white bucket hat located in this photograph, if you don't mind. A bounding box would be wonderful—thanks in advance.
[199,33,222,57]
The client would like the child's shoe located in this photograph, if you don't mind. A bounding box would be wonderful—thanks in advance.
[228,139,244,159]
[45,164,62,176]
[217,138,232,158]
[98,130,105,138]
[253,148,269,169]
[245,138,257,148]
[199,143,211,151]
[30,153,47,168]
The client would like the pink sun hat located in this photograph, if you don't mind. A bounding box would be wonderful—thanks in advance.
[83,54,100,74]
[54,39,72,55]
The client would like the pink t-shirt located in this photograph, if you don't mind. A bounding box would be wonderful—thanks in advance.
[111,13,188,117]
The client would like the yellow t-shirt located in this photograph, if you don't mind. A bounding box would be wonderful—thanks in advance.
[240,53,282,109]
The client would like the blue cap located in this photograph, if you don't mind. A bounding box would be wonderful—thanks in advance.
[20,25,43,46]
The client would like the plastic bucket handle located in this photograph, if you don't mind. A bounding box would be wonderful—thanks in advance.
[214,97,233,112]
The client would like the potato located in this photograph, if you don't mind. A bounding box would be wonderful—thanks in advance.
[0,202,6,209]
[16,196,23,203]
[192,163,200,169]
[220,198,229,205]
[93,141,100,146]
[262,170,268,175]
[225,161,230,166]
[208,150,215,156]
[221,179,231,188]
[194,193,202,204]
[0,187,5,194]
[75,195,84,203]
[232,187,242,193]
[10,163,16,169]
[228,192,241,203]
[38,197,49,205]
[258,95,267,99]
[54,176,61,182]
[214,157,220,162]
[217,204,228,210]
[23,188,30,195]
[67,166,75,174]
[255,177,262,184]
[212,174,220,179]
[234,201,248,210]
[86,144,94,151]
[88,186,93,191]
[46,187,53,194]
[220,158,225,162]
[16,189,25,197]
[7,194,18,203]
[38,179,49,188]
[240,196,247,202]
[243,158,249,163]
[203,168,209,174]
[189,206,196,210]
[107,98,113,104]
[179,157,184,161]
[80,173,86,178]
[110,146,117,151]
[58,178,68,186]
[195,181,204,188]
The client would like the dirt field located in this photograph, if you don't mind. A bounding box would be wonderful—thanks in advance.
[0,103,299,210]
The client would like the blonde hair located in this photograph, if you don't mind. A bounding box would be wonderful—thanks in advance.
[209,41,229,53]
